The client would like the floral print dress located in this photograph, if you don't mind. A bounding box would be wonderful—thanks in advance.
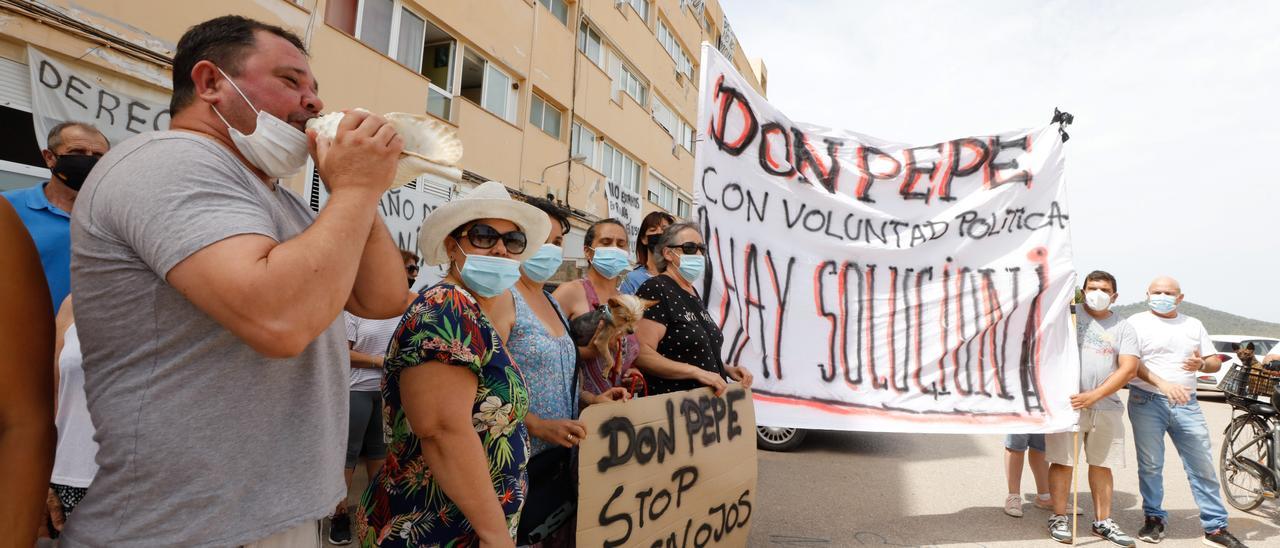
[356,283,530,547]
[507,289,577,457]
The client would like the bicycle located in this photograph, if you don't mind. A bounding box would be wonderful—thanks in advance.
[1218,360,1280,511]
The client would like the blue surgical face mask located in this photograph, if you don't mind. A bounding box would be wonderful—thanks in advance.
[590,246,630,279]
[521,244,563,283]
[456,254,522,297]
[676,254,706,283]
[1148,294,1177,314]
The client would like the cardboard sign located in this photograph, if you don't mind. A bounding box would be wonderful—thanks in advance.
[576,387,757,548]
[606,179,642,255]
[304,167,453,291]
[693,44,1080,434]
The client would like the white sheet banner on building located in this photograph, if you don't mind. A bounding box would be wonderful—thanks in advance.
[606,180,642,254]
[693,45,1079,434]
[26,48,170,148]
[305,167,454,292]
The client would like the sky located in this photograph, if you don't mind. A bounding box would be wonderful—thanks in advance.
[721,0,1280,322]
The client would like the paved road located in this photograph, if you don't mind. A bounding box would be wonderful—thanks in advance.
[329,390,1278,547]
[746,390,1280,547]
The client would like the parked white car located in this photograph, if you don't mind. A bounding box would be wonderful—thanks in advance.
[1199,335,1280,392]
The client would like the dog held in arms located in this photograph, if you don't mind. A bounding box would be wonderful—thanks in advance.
[569,294,657,377]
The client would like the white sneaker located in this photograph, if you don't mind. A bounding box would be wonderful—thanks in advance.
[1004,494,1024,517]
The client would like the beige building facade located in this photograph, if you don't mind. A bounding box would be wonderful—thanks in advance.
[0,0,765,267]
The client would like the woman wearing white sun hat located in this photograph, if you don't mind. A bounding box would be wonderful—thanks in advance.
[355,181,549,548]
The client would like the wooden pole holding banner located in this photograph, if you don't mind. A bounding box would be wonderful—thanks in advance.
[1071,428,1082,545]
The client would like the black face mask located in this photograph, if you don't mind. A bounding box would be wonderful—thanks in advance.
[408,277,417,288]
[51,154,100,191]
[644,234,660,251]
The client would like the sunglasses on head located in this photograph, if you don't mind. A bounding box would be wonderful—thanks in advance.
[666,242,706,255]
[454,223,528,254]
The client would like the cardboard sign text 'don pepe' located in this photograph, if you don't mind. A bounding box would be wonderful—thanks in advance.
[576,386,757,547]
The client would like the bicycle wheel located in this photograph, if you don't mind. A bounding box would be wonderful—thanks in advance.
[1219,415,1270,511]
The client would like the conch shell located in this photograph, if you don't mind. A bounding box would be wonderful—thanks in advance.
[306,109,463,188]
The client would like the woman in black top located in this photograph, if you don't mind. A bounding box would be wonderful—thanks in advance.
[634,222,754,395]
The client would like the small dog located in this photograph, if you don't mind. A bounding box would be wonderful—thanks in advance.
[1237,342,1280,396]
[570,295,657,377]
[1239,342,1261,370]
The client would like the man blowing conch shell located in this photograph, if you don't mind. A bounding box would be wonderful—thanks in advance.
[65,15,410,547]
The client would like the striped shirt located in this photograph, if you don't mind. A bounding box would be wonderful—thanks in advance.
[344,312,402,391]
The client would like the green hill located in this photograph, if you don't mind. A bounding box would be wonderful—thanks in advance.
[1111,301,1280,338]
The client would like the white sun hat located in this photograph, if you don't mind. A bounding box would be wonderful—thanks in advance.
[418,181,551,266]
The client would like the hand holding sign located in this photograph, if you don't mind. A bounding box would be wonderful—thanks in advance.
[725,366,754,390]
[577,387,757,547]
[696,369,729,396]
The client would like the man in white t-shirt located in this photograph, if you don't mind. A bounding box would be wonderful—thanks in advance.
[327,249,418,545]
[1127,277,1245,548]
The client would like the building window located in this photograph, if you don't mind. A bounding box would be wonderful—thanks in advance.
[648,173,675,211]
[677,196,692,219]
[652,97,676,135]
[422,22,457,121]
[460,48,518,123]
[602,142,641,194]
[325,0,358,34]
[678,120,694,152]
[538,0,569,25]
[326,1,458,122]
[625,0,650,23]
[577,21,604,68]
[356,0,395,53]
[657,19,694,80]
[571,122,598,170]
[652,97,694,152]
[612,60,647,106]
[530,94,563,139]
[394,8,426,70]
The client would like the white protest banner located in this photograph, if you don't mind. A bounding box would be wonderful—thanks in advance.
[693,45,1079,434]
[606,180,642,255]
[27,48,171,148]
[577,386,757,548]
[305,168,453,291]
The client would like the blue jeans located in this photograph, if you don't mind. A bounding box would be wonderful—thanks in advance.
[1127,386,1229,532]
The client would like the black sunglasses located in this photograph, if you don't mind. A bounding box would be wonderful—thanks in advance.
[455,223,528,254]
[405,264,421,274]
[666,242,706,255]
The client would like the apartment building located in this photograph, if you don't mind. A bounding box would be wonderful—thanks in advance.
[0,0,765,268]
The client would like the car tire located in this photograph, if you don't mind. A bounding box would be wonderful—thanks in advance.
[756,426,807,452]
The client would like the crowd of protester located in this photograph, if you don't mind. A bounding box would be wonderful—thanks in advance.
[998,272,1253,548]
[0,15,744,548]
[4,12,1274,548]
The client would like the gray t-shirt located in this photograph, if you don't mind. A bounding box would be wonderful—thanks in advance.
[65,132,347,547]
[1075,304,1139,410]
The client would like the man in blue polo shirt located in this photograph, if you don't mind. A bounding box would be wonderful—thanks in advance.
[2,122,109,309]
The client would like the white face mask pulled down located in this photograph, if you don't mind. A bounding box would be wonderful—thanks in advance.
[211,66,310,179]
